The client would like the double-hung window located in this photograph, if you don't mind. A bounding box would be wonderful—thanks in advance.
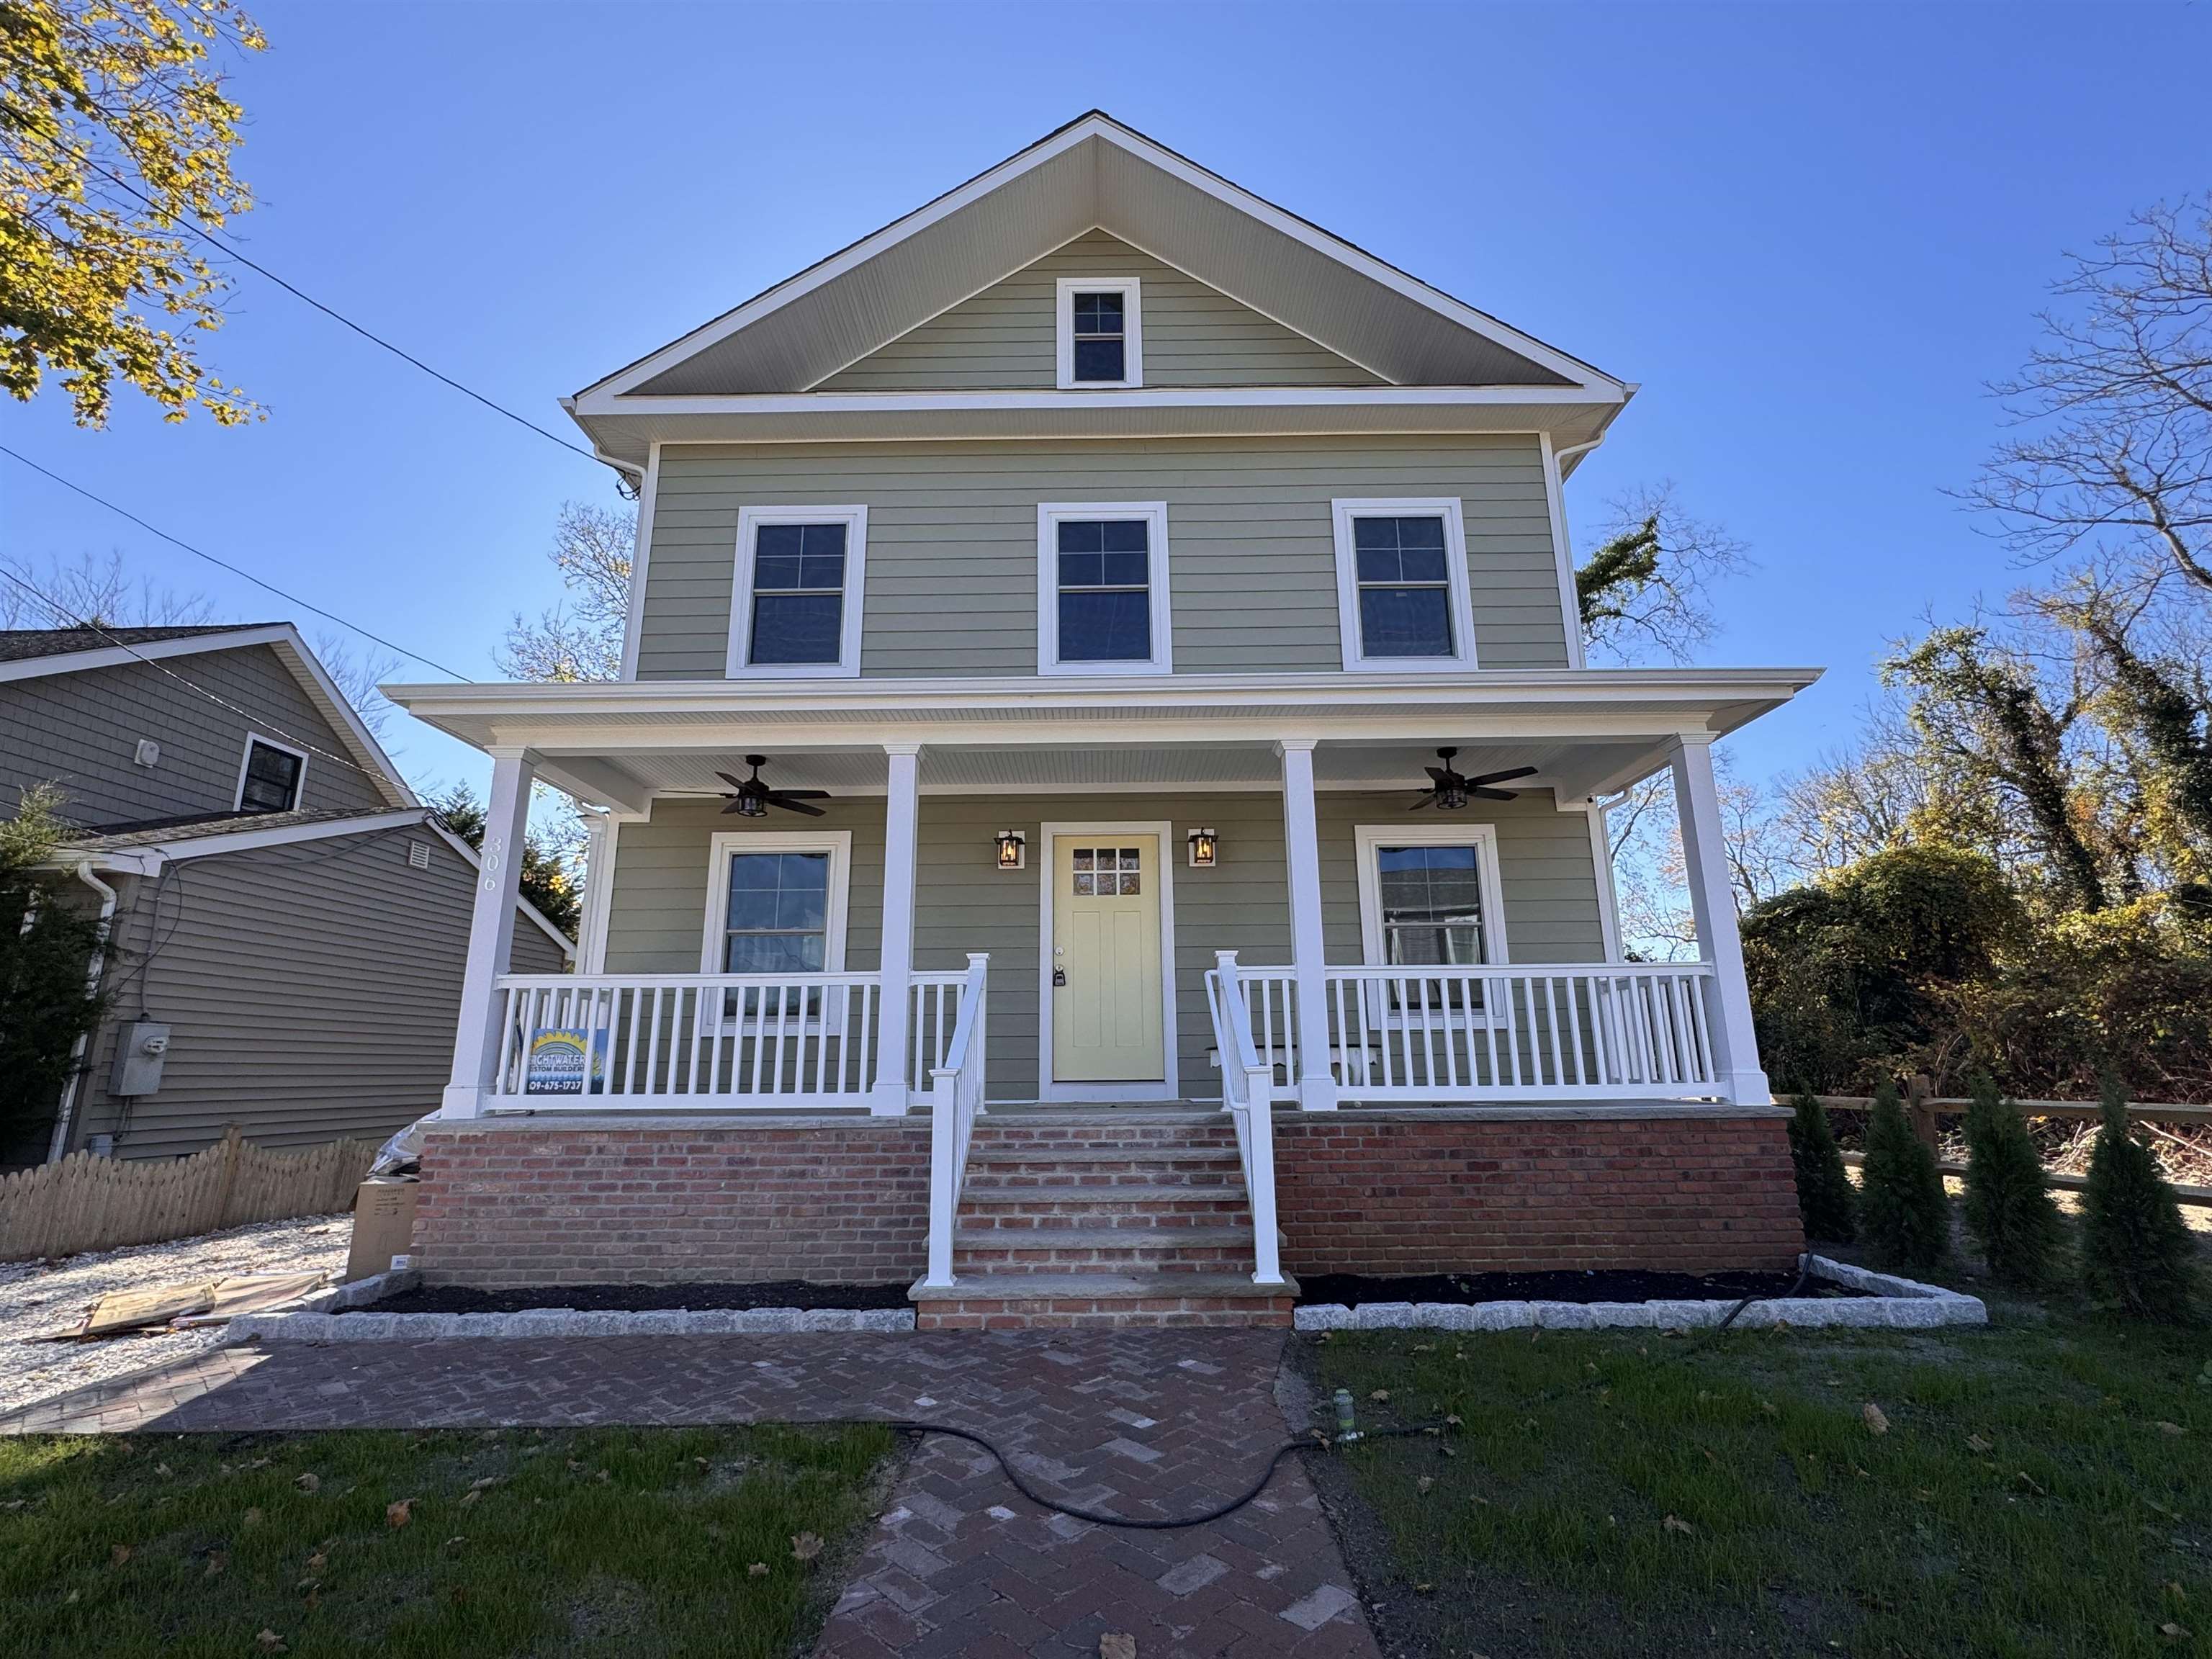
[1353,824,1508,1016]
[1037,502,1172,675]
[235,735,306,813]
[1056,278,1142,387]
[728,505,866,678]
[1331,498,1478,671]
[702,830,852,1019]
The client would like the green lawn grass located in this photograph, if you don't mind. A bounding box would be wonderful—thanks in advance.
[1309,1305,2209,1658]
[0,1422,895,1658]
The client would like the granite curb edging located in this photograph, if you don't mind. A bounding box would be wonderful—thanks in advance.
[1291,1254,1988,1332]
[228,1304,917,1342]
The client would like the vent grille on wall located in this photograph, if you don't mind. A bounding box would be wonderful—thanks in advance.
[408,840,431,870]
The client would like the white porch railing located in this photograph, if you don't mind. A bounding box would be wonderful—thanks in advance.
[487,968,974,1108]
[922,953,990,1287]
[1203,955,1286,1287]
[1217,957,1725,1104]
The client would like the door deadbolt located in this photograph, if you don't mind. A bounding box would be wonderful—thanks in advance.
[1053,968,1068,987]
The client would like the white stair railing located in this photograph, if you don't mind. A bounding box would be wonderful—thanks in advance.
[1205,952,1285,1287]
[922,954,989,1290]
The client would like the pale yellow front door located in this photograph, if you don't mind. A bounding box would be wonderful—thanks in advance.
[1051,835,1165,1083]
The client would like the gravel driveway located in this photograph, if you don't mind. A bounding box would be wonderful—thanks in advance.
[0,1214,351,1418]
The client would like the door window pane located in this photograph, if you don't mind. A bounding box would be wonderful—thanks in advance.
[1352,516,1454,658]
[749,523,847,665]
[1055,519,1151,661]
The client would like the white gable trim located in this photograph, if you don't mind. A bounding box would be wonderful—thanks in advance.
[0,622,417,808]
[580,113,1623,403]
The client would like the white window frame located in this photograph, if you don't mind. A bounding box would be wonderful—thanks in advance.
[1330,498,1479,673]
[1056,277,1143,389]
[1354,822,1509,1024]
[701,829,853,1028]
[726,504,868,679]
[233,733,308,813]
[1036,500,1173,676]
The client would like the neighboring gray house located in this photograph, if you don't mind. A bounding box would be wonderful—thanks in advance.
[1,623,572,1166]
[385,114,1820,1322]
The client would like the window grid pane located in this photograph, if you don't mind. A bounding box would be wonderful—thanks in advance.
[722,851,831,979]
[1071,289,1127,382]
[1053,518,1151,662]
[749,522,847,665]
[240,743,302,812]
[1352,515,1453,658]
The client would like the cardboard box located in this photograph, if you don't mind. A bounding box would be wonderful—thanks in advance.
[346,1177,418,1282]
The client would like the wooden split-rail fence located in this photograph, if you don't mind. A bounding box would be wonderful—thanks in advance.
[0,1127,378,1263]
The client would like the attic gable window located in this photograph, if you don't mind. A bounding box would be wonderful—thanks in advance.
[235,735,306,813]
[1056,278,1142,389]
[727,505,868,679]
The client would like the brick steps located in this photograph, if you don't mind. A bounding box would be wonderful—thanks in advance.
[912,1112,1290,1328]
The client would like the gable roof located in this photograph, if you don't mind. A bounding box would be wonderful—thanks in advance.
[0,622,417,809]
[572,112,1626,422]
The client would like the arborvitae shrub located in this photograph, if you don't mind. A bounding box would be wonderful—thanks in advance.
[1787,1089,1856,1243]
[1960,1072,2064,1287]
[1859,1079,1951,1274]
[2081,1071,2196,1322]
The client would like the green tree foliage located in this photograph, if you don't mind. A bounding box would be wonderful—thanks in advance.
[430,785,581,940]
[1786,1089,1856,1243]
[1859,1081,1951,1274]
[0,784,110,1152]
[1,0,266,426]
[1959,1074,2064,1287]
[2080,1072,2197,1321]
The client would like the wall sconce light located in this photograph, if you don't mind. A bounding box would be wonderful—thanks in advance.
[994,828,1027,870]
[1187,827,1219,868]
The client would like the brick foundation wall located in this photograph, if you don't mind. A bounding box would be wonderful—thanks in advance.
[412,1119,932,1289]
[1274,1110,1803,1277]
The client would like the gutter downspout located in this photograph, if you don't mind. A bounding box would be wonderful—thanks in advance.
[45,861,117,1164]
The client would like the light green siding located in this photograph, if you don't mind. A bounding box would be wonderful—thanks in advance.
[638,433,1570,680]
[600,788,1605,1100]
[817,230,1384,392]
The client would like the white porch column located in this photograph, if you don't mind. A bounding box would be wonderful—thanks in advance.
[1277,739,1337,1110]
[441,746,536,1119]
[870,742,922,1115]
[1669,735,1771,1104]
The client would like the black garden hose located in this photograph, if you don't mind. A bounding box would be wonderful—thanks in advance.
[881,1417,1449,1531]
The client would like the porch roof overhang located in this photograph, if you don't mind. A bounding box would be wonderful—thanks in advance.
[383,667,1820,815]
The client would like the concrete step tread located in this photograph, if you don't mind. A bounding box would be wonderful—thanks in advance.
[909,1269,1298,1303]
[955,1225,1277,1250]
[965,1146,1240,1165]
[958,1183,1251,1207]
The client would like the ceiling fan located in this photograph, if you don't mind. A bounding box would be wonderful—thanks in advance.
[1411,748,1537,811]
[716,755,831,819]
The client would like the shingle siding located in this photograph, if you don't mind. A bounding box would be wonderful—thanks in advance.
[0,644,390,827]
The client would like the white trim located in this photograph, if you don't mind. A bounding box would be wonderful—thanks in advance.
[1055,276,1143,389]
[1352,822,1510,969]
[577,113,1622,402]
[1540,433,1590,671]
[618,443,660,681]
[700,828,853,976]
[1330,498,1479,673]
[726,504,868,679]
[577,811,617,972]
[233,732,309,813]
[572,384,1624,421]
[1037,819,1179,1102]
[1035,501,1173,676]
[1585,801,1624,962]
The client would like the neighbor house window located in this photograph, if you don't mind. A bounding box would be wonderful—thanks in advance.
[1036,502,1172,675]
[235,735,306,813]
[1353,824,1507,1012]
[701,831,853,1012]
[1331,498,1478,670]
[727,505,867,678]
[1056,278,1142,388]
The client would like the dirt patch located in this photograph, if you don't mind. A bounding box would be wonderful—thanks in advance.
[1294,1267,1866,1306]
[354,1280,913,1316]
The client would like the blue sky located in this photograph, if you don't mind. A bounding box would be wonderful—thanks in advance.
[7,0,2208,800]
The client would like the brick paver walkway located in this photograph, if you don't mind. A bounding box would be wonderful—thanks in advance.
[0,1331,1378,1658]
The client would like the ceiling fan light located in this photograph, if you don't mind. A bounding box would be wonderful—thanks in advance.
[734,793,767,819]
[1437,783,1469,811]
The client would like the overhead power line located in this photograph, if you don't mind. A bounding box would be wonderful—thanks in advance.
[1,444,473,683]
[87,159,614,475]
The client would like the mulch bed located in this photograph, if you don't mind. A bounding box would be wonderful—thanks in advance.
[351,1280,914,1316]
[1295,1267,1867,1306]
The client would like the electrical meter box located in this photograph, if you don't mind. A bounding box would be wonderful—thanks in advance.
[109,1021,172,1096]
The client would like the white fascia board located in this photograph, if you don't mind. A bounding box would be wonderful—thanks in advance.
[140,809,433,863]
[579,113,1625,403]
[262,629,418,808]
[571,383,1629,421]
